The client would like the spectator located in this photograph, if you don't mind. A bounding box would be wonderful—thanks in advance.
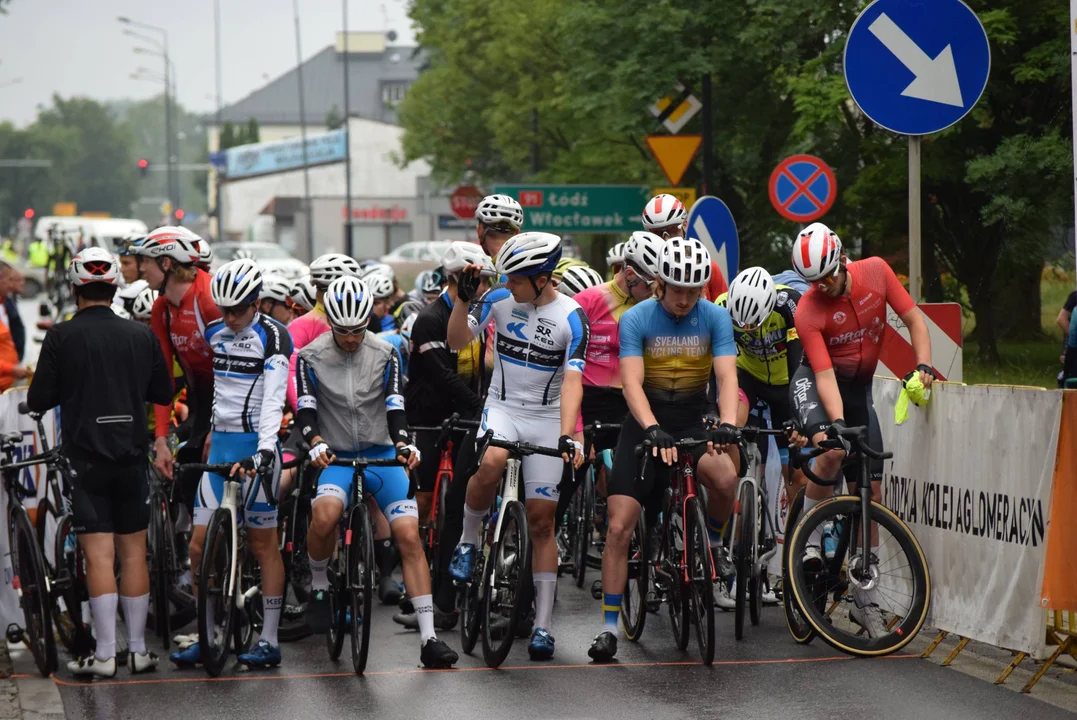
[1064,305,1077,387]
[0,262,31,389]
[1057,288,1076,336]
[27,236,49,268]
[3,266,25,361]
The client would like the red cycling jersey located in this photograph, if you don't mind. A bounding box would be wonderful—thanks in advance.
[151,269,221,437]
[794,257,915,384]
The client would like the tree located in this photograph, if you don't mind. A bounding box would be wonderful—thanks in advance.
[326,105,344,130]
[246,118,260,145]
[220,122,236,151]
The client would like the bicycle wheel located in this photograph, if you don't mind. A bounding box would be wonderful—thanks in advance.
[573,468,594,589]
[662,510,690,651]
[198,510,235,677]
[620,512,648,642]
[12,509,55,676]
[52,513,88,654]
[748,489,765,627]
[734,482,754,641]
[283,495,313,605]
[348,503,375,675]
[147,492,173,650]
[233,547,260,656]
[459,544,485,656]
[787,497,930,657]
[428,471,451,572]
[481,501,529,669]
[325,557,346,660]
[685,496,715,665]
[782,486,816,644]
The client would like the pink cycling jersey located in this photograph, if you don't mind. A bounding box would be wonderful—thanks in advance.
[286,303,329,410]
[573,280,637,389]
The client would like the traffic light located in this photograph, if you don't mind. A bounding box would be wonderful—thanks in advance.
[175,208,185,221]
[23,208,34,219]
[138,158,149,178]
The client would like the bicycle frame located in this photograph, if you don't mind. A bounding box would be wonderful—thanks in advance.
[671,455,715,585]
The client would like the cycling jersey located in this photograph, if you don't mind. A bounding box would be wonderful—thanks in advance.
[406,292,483,425]
[380,332,409,379]
[795,257,915,384]
[467,287,589,408]
[151,269,222,437]
[573,279,635,389]
[203,313,292,453]
[295,331,409,451]
[285,302,328,411]
[715,285,802,386]
[619,298,736,402]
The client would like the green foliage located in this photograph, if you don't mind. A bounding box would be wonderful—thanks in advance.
[326,105,344,131]
[219,118,261,150]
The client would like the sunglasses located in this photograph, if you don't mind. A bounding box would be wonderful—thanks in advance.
[331,325,367,337]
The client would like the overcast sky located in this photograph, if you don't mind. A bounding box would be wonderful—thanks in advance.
[0,0,415,127]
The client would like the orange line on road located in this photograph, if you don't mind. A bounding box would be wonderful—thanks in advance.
[49,653,917,688]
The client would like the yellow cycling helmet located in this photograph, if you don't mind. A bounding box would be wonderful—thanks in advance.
[553,256,590,281]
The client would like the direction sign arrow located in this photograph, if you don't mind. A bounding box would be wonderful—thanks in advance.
[868,13,963,107]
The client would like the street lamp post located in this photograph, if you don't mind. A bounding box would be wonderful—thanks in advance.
[293,0,314,260]
[342,0,354,256]
[119,17,176,224]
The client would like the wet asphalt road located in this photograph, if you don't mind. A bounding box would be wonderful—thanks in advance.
[51,573,1077,720]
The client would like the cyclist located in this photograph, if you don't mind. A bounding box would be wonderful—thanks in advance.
[474,194,524,258]
[589,237,741,663]
[117,235,144,284]
[171,258,292,669]
[364,269,400,333]
[557,265,604,298]
[258,275,295,325]
[789,222,934,638]
[132,227,220,518]
[28,248,173,678]
[641,193,728,300]
[295,276,459,668]
[606,241,626,279]
[289,275,317,316]
[397,242,496,629]
[115,278,150,317]
[447,231,589,660]
[196,239,214,273]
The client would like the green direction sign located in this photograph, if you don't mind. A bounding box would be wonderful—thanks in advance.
[492,185,650,233]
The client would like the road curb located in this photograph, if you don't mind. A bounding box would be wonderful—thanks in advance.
[5,644,64,720]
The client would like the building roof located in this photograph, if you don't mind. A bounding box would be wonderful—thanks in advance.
[218,42,422,126]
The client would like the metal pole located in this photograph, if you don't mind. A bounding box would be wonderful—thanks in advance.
[342,0,354,256]
[215,0,225,240]
[701,72,713,196]
[170,63,182,218]
[294,0,315,261]
[163,39,176,224]
[1071,0,1077,280]
[909,135,921,301]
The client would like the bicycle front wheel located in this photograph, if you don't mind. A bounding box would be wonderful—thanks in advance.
[573,467,595,589]
[12,509,55,676]
[147,491,174,650]
[348,503,375,675]
[734,482,755,641]
[787,497,930,657]
[685,496,715,665]
[198,510,235,677]
[325,556,346,661]
[482,501,529,669]
[782,486,816,644]
[620,512,648,642]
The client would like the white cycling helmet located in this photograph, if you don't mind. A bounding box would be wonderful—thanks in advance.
[211,258,262,307]
[727,267,777,329]
[132,286,157,320]
[475,194,524,230]
[642,194,688,232]
[363,270,395,299]
[495,232,563,276]
[359,262,395,282]
[111,304,132,320]
[415,269,443,295]
[606,242,626,267]
[658,237,711,288]
[400,311,418,343]
[309,253,362,288]
[232,247,256,261]
[197,239,213,265]
[623,231,666,278]
[260,275,293,304]
[130,226,201,265]
[792,222,843,282]
[69,247,121,287]
[324,276,373,328]
[441,241,496,277]
[289,275,317,311]
[558,265,604,297]
[116,278,149,300]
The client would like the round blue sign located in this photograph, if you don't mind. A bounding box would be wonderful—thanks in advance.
[844,0,990,135]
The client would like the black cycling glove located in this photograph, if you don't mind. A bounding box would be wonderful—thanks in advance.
[241,449,275,474]
[558,435,582,462]
[644,424,675,451]
[457,270,482,302]
[711,422,740,446]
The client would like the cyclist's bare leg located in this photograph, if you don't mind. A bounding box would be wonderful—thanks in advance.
[307,497,343,569]
[459,446,509,546]
[248,527,285,645]
[527,499,558,632]
[697,448,739,537]
[416,491,433,526]
[601,495,643,624]
[187,524,208,597]
[392,516,430,598]
[279,466,296,499]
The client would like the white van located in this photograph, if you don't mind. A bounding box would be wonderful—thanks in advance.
[33,216,150,252]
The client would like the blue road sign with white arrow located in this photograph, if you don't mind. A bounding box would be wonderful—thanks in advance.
[686,196,738,286]
[844,0,990,136]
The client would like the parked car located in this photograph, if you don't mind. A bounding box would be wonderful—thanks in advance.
[211,242,308,280]
[380,241,455,265]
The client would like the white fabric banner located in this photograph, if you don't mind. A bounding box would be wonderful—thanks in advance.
[873,379,1062,658]
[0,388,60,629]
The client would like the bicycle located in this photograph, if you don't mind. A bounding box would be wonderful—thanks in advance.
[456,431,563,669]
[620,436,716,665]
[179,460,279,677]
[275,448,317,643]
[408,413,480,572]
[783,424,930,656]
[0,433,58,676]
[321,454,408,675]
[559,422,619,590]
[146,457,200,651]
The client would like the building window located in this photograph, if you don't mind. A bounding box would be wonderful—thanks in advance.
[381,82,409,106]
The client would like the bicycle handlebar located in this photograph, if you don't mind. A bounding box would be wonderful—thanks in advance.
[410,413,483,449]
[476,430,565,459]
[1,448,60,499]
[177,461,281,507]
[788,424,893,486]
[327,456,407,469]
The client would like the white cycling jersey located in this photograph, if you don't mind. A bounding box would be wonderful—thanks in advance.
[467,287,589,408]
[204,313,292,452]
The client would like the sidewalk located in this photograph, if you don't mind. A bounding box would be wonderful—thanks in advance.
[0,642,65,720]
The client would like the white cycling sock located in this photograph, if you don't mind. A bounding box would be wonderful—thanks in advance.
[89,593,118,661]
[309,554,330,591]
[533,572,557,633]
[460,504,485,548]
[260,595,282,646]
[120,593,150,655]
[412,594,436,643]
[802,496,825,547]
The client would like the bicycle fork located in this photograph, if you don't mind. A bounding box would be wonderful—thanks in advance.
[486,457,522,591]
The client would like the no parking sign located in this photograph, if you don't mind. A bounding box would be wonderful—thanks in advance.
[768,155,837,224]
